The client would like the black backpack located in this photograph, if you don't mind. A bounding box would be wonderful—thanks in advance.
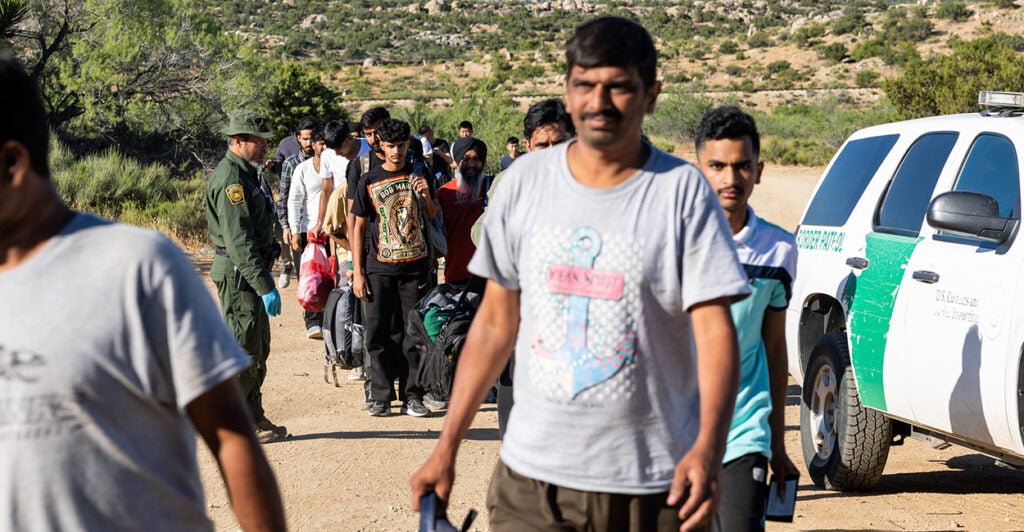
[407,279,484,402]
[322,283,364,385]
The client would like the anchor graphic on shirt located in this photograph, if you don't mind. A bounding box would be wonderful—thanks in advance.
[534,227,636,397]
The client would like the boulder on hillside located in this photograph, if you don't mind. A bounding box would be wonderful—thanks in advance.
[300,14,327,29]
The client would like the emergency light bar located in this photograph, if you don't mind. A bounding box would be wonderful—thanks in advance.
[979,91,1024,109]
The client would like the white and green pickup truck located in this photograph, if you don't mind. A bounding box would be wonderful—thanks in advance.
[788,92,1024,490]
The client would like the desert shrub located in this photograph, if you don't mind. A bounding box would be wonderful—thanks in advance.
[51,140,207,245]
[818,42,848,63]
[884,35,1024,119]
[855,70,880,87]
[719,40,739,54]
[937,2,972,21]
[748,31,772,48]
[645,91,715,142]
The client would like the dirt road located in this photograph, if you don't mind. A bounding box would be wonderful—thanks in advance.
[196,165,1024,531]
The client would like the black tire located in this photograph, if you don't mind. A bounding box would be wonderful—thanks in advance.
[800,331,892,490]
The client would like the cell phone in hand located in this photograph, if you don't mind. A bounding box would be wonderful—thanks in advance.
[765,475,798,522]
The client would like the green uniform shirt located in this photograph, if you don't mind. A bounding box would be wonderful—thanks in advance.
[206,150,276,295]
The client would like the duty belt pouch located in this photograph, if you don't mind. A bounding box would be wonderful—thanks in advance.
[233,266,255,293]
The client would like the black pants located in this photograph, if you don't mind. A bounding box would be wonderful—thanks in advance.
[712,453,769,532]
[296,232,326,329]
[364,271,428,403]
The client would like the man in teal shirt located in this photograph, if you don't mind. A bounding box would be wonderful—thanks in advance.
[697,106,800,531]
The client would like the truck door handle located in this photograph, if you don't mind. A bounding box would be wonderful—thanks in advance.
[912,270,940,284]
[846,257,869,269]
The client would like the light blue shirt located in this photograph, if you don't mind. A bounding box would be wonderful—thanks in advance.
[724,206,797,464]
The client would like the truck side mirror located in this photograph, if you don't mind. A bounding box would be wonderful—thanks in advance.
[926,191,1018,245]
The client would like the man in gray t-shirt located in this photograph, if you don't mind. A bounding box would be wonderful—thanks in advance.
[412,17,748,531]
[0,55,285,531]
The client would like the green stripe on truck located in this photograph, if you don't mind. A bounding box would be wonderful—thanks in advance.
[847,232,922,411]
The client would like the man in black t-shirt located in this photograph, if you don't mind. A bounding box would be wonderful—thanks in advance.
[351,118,438,418]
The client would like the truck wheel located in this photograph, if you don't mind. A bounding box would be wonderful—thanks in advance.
[801,331,891,490]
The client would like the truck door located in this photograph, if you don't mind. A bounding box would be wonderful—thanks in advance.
[896,133,1021,449]
[846,133,959,416]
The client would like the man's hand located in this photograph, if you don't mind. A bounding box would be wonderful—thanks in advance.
[769,450,800,501]
[282,228,292,250]
[409,449,456,512]
[290,232,301,252]
[668,442,721,531]
[412,175,430,197]
[353,273,370,300]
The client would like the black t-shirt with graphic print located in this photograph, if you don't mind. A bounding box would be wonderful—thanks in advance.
[351,162,435,276]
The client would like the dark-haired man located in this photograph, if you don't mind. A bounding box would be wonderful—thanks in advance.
[499,136,520,172]
[351,118,439,418]
[696,106,799,532]
[412,17,747,531]
[0,55,285,530]
[277,116,320,290]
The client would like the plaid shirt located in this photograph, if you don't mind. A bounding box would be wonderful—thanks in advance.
[277,151,309,228]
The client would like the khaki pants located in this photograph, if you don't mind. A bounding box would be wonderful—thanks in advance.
[487,460,699,532]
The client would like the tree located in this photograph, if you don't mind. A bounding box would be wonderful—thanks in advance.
[0,0,29,41]
[883,36,1024,119]
[264,63,348,140]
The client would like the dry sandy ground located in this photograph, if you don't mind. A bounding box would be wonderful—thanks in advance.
[196,165,1024,531]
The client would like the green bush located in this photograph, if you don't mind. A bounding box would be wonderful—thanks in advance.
[748,31,772,49]
[818,42,848,63]
[644,90,714,142]
[719,40,739,54]
[937,2,972,21]
[855,70,880,87]
[884,35,1024,119]
[51,140,208,246]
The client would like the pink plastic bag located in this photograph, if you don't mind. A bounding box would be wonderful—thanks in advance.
[297,233,335,312]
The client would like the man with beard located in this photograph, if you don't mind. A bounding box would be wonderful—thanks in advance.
[206,110,288,444]
[351,118,439,418]
[437,137,488,284]
[277,116,319,290]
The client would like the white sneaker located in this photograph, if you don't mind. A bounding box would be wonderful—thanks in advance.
[348,367,366,381]
[278,270,290,289]
[307,325,323,339]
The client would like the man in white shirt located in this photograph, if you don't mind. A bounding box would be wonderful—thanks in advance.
[288,124,329,338]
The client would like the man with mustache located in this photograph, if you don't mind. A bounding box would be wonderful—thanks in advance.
[695,106,800,532]
[412,17,747,531]
[437,136,488,283]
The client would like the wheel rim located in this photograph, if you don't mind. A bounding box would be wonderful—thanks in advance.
[809,363,838,461]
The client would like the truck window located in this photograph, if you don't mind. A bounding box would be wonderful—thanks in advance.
[875,132,959,237]
[802,134,898,227]
[954,134,1020,219]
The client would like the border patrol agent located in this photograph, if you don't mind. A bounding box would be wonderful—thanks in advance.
[206,110,288,444]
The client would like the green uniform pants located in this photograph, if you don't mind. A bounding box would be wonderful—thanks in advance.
[214,271,271,424]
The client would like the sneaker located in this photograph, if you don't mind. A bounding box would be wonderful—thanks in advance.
[483,387,498,404]
[367,401,390,417]
[306,325,323,340]
[348,366,366,381]
[423,393,448,410]
[359,399,374,411]
[277,270,290,289]
[255,418,288,443]
[402,398,431,418]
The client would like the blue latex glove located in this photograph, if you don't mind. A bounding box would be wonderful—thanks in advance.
[261,289,282,317]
